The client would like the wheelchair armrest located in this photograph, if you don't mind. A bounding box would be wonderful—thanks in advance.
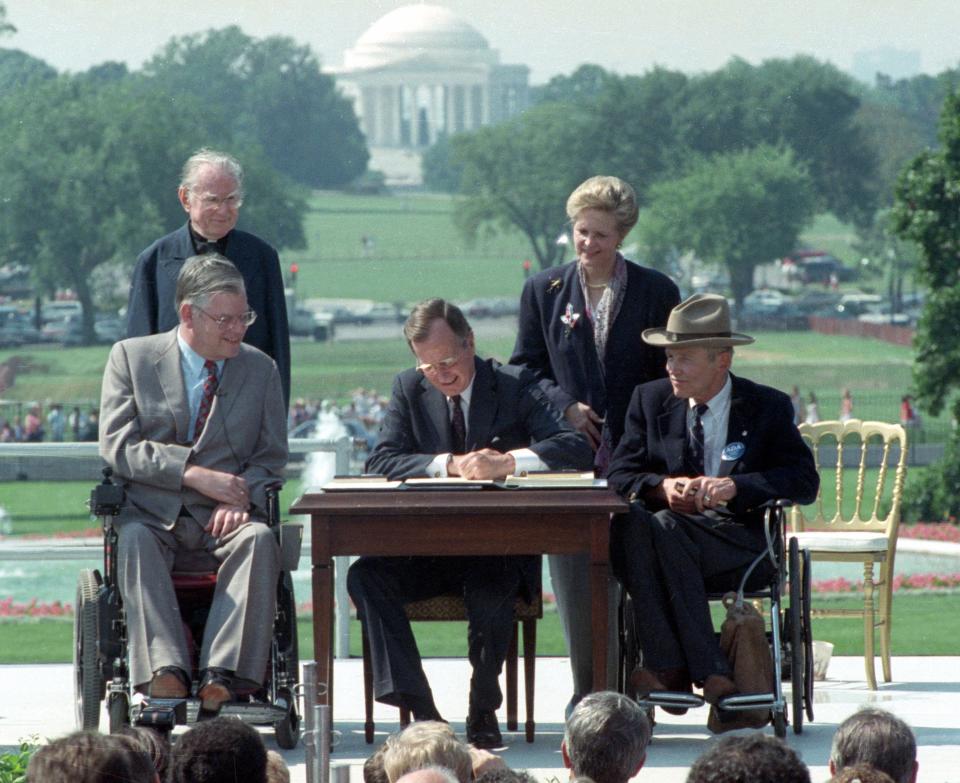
[279,524,303,572]
[759,498,794,509]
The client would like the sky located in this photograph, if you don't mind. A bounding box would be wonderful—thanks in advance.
[2,0,959,85]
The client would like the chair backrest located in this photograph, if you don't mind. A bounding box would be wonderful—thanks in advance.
[791,419,907,538]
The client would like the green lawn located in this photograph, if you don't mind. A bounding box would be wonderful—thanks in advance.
[2,592,957,663]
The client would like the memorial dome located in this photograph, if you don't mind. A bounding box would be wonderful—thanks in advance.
[344,4,495,70]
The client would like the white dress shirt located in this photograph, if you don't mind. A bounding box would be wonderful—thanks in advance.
[687,374,732,477]
[177,331,224,442]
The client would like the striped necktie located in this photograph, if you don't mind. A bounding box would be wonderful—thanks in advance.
[193,360,219,440]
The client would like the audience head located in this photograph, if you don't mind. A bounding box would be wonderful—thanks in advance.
[383,721,472,783]
[26,730,157,783]
[686,733,809,783]
[562,691,651,783]
[364,742,391,783]
[475,769,538,783]
[167,716,268,783]
[829,764,896,783]
[119,725,170,779]
[830,707,918,783]
[266,749,291,783]
[395,767,461,783]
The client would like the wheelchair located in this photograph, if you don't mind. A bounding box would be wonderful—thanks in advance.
[617,502,814,738]
[74,468,303,748]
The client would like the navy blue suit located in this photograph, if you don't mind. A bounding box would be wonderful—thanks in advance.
[126,223,291,407]
[349,357,592,712]
[510,258,679,701]
[607,374,819,681]
[510,259,679,450]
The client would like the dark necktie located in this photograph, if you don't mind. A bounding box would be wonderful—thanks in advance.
[687,403,709,476]
[450,395,466,454]
[193,360,219,440]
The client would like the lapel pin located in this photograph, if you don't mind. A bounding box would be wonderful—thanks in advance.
[548,278,562,292]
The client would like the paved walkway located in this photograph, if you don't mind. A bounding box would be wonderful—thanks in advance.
[2,655,958,782]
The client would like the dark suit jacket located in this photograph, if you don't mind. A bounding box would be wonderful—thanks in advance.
[367,357,593,479]
[510,259,680,450]
[606,374,819,529]
[126,223,291,407]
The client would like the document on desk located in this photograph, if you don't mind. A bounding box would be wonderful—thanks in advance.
[499,471,605,489]
[402,477,495,489]
[321,476,404,491]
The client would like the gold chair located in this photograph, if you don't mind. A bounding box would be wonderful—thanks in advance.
[790,419,908,689]
[361,592,542,743]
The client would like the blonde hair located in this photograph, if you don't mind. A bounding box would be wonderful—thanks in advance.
[383,722,472,783]
[566,176,639,237]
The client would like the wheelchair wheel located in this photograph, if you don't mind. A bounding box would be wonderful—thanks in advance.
[802,548,815,723]
[274,687,301,749]
[108,692,131,734]
[788,538,804,735]
[74,569,104,730]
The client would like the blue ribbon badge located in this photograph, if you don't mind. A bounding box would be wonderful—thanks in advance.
[721,442,746,462]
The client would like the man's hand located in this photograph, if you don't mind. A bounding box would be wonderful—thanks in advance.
[182,465,250,507]
[449,448,516,480]
[205,503,250,538]
[564,401,604,450]
[659,475,738,514]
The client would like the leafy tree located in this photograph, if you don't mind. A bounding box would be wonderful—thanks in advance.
[891,90,960,520]
[638,145,816,308]
[451,102,598,269]
[531,63,619,105]
[674,56,878,227]
[143,26,368,188]
[0,48,56,92]
[422,133,464,193]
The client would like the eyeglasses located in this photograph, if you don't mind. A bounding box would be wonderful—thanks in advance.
[192,191,243,210]
[195,306,257,330]
[416,351,463,376]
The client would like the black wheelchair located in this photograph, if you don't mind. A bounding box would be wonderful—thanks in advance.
[74,469,303,748]
[617,502,814,737]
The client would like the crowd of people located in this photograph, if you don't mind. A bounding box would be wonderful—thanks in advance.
[26,703,918,783]
[0,403,99,442]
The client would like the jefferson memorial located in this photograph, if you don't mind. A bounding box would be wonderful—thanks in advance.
[331,4,530,183]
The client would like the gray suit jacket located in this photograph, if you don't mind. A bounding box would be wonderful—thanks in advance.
[99,328,288,528]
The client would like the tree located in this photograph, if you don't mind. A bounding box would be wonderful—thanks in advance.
[674,56,878,227]
[531,63,619,105]
[0,48,56,92]
[891,90,960,520]
[451,102,598,269]
[638,146,816,309]
[143,26,368,189]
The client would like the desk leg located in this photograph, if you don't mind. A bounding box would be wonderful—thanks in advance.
[313,559,334,713]
[590,513,610,691]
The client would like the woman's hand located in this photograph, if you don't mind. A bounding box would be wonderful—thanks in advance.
[565,401,604,449]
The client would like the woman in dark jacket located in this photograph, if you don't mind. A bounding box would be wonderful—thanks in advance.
[510,175,680,711]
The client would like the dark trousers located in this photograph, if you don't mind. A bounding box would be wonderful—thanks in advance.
[611,504,772,683]
[347,555,522,711]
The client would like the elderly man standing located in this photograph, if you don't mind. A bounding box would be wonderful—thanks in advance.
[101,254,286,712]
[607,293,819,720]
[126,148,290,406]
[348,298,592,748]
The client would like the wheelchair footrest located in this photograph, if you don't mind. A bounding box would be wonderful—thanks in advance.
[716,693,776,711]
[638,691,705,710]
[135,698,188,730]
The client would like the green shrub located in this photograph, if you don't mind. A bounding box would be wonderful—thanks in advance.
[0,739,37,783]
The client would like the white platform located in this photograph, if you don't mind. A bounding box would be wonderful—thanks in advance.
[1,656,959,782]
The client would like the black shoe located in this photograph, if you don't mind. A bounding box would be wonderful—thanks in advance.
[404,694,445,723]
[466,709,502,749]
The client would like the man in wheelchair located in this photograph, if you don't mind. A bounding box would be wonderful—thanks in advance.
[606,294,819,721]
[98,254,287,713]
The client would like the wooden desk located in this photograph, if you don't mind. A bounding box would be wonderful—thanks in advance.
[290,488,628,722]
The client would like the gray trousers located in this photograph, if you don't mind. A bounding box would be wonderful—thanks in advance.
[117,516,280,689]
[549,553,620,700]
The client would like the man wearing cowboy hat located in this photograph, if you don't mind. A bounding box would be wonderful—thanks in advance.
[606,293,819,719]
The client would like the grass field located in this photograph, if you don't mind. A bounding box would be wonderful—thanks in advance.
[2,592,957,663]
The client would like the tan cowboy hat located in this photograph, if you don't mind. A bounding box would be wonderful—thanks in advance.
[642,293,755,348]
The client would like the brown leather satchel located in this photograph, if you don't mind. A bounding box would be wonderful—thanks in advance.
[707,591,773,733]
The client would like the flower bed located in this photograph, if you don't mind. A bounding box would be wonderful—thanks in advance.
[900,522,960,543]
